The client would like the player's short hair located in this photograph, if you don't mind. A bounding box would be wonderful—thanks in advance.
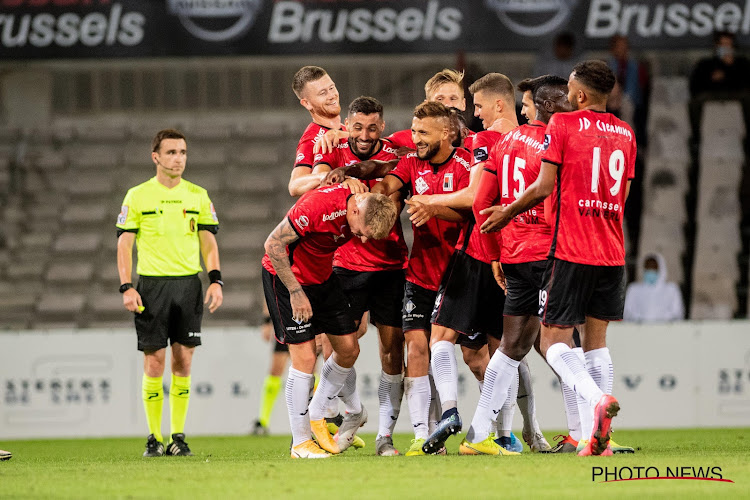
[292,66,328,99]
[517,78,534,94]
[413,101,453,123]
[571,60,616,96]
[348,96,383,118]
[151,129,186,153]
[529,75,568,97]
[468,73,515,105]
[363,193,398,240]
[424,69,464,99]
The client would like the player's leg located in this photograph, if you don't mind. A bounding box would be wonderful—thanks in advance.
[422,325,461,453]
[370,265,408,456]
[166,343,195,456]
[254,343,289,435]
[262,268,329,458]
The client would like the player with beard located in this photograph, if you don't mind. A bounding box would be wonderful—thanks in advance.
[461,75,571,455]
[364,102,472,456]
[481,61,636,456]
[312,96,409,456]
[288,66,347,197]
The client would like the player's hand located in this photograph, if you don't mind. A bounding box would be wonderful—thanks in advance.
[313,129,343,155]
[122,288,144,313]
[342,177,369,194]
[321,168,347,186]
[204,283,223,313]
[409,194,431,205]
[405,199,437,227]
[491,260,507,293]
[395,146,414,157]
[290,289,313,324]
[480,205,513,233]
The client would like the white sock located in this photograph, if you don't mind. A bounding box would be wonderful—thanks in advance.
[499,370,519,437]
[309,357,351,421]
[427,368,441,434]
[546,343,603,407]
[405,376,430,440]
[338,367,362,414]
[516,357,541,435]
[585,347,614,394]
[377,371,403,438]
[466,350,520,443]
[431,341,458,414]
[558,373,582,441]
[286,368,314,447]
[573,347,593,442]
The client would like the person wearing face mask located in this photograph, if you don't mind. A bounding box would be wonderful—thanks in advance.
[623,253,684,322]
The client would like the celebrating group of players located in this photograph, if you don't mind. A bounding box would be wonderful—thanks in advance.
[261,61,636,459]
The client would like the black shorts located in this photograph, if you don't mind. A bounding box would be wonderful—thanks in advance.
[402,281,437,333]
[262,268,357,345]
[135,275,203,352]
[431,250,503,346]
[333,267,405,328]
[539,259,626,328]
[503,261,547,317]
[273,341,289,353]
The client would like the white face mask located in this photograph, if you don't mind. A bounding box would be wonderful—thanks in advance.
[716,46,734,59]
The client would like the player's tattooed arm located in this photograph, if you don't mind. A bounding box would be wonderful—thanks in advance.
[321,159,400,185]
[264,218,313,322]
[481,161,557,233]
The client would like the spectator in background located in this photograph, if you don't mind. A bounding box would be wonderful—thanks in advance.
[689,31,750,140]
[607,35,648,130]
[533,32,578,80]
[624,253,684,322]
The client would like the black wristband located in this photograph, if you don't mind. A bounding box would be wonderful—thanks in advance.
[119,283,134,293]
[208,270,223,286]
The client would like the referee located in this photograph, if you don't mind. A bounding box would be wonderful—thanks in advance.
[116,129,223,457]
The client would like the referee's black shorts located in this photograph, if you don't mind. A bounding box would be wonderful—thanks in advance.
[135,275,203,352]
[262,268,357,345]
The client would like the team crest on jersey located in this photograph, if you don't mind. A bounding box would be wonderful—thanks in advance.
[443,173,454,192]
[210,203,218,222]
[415,177,429,195]
[117,205,129,225]
[543,134,551,150]
[296,215,309,228]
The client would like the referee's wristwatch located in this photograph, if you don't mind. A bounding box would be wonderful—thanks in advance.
[119,283,134,293]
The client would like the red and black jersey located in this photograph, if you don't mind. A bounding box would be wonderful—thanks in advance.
[471,130,503,166]
[313,140,408,271]
[542,110,637,266]
[294,122,346,169]
[388,148,471,291]
[479,122,552,264]
[262,185,352,285]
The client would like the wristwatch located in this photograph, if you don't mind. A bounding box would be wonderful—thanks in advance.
[119,283,134,293]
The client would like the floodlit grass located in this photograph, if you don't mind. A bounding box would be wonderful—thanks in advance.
[2,429,749,499]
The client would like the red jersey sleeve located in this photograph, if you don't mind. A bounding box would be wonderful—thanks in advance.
[471,133,491,166]
[287,195,319,238]
[473,169,502,261]
[541,114,566,167]
[294,137,317,169]
[386,129,414,149]
[312,147,340,169]
[388,154,414,186]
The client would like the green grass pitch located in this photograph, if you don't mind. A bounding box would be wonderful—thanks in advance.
[2,429,749,499]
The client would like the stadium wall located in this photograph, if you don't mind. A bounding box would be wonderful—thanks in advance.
[1,321,748,440]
